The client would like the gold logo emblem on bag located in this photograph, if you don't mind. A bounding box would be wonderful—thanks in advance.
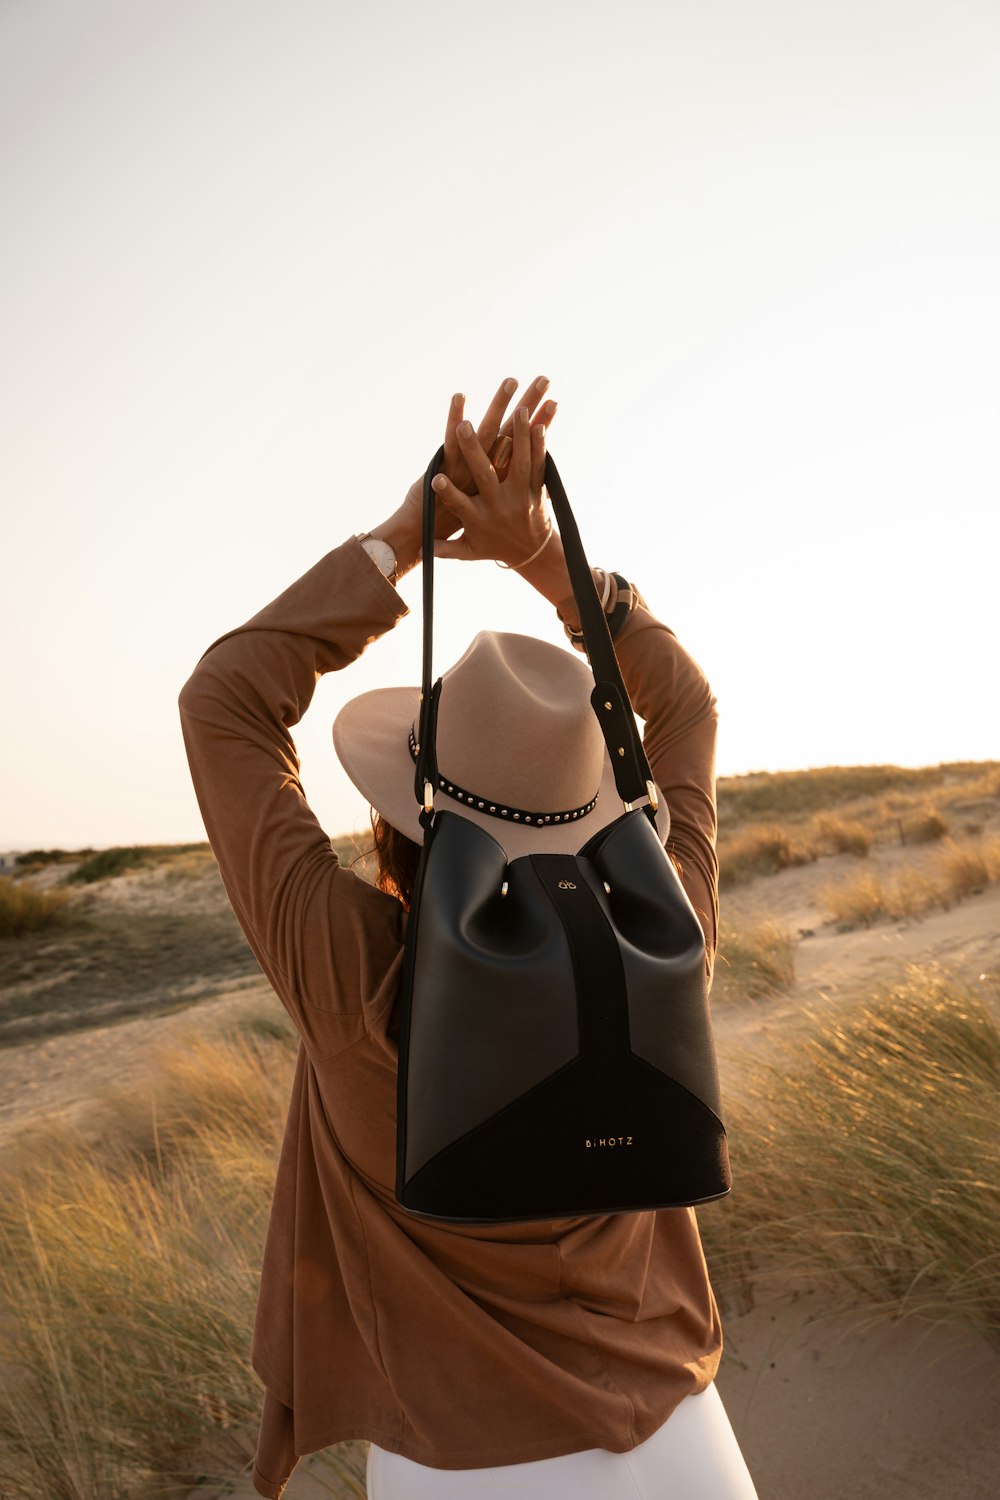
[557,879,577,889]
[585,1136,635,1149]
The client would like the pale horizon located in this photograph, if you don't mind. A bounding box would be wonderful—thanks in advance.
[2,0,997,850]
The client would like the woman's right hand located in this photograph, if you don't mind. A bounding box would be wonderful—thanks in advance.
[428,404,551,569]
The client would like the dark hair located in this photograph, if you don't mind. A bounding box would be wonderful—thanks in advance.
[350,807,422,911]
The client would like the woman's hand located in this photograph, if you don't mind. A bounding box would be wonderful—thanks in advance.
[427,403,551,569]
[400,374,558,546]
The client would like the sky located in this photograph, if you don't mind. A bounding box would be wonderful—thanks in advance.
[1,0,997,852]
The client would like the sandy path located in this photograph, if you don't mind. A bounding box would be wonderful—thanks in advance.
[0,973,277,1149]
[184,1299,1000,1500]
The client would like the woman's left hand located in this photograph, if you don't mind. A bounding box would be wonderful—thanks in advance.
[402,374,558,545]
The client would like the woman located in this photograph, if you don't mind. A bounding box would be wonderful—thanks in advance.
[177,374,757,1499]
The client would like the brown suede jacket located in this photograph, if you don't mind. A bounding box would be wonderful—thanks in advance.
[177,534,723,1498]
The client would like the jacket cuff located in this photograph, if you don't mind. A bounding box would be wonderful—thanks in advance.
[252,1458,294,1498]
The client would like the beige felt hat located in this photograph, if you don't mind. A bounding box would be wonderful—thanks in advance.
[333,629,669,860]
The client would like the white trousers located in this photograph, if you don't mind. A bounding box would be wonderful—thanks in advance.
[366,1382,758,1499]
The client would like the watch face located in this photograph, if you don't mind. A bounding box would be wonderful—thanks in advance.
[361,536,397,578]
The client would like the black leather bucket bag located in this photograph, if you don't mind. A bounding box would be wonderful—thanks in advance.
[395,445,731,1224]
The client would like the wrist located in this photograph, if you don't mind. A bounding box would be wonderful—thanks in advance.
[367,509,422,582]
[517,528,576,608]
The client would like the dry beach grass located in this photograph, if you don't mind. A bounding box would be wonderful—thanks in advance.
[1,759,998,1498]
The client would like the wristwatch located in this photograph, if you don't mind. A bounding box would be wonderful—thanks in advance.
[356,532,398,586]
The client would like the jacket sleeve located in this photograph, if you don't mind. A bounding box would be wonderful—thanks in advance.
[177,534,410,1058]
[558,584,720,986]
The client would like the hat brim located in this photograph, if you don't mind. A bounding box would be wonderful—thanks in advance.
[333,686,670,862]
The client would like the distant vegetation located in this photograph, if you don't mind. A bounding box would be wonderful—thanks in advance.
[716,760,1000,827]
[6,759,996,901]
[717,759,999,888]
[13,842,211,879]
[7,836,369,885]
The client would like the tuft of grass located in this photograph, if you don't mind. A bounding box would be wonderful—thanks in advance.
[0,874,74,938]
[703,963,1000,1339]
[713,917,796,1001]
[900,807,950,844]
[937,835,995,896]
[832,876,888,926]
[814,813,873,857]
[719,823,819,889]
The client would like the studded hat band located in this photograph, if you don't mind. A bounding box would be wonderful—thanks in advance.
[407,724,600,827]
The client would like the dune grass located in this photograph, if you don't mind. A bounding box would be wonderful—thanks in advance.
[702,962,1000,1339]
[0,874,74,938]
[818,833,1000,927]
[713,916,796,1001]
[2,959,998,1495]
[0,1020,365,1500]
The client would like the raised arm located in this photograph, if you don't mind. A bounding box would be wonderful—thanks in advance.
[177,535,413,1052]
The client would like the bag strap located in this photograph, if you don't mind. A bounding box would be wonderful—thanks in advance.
[414,445,658,835]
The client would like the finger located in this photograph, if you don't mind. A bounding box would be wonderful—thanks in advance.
[455,420,499,495]
[531,415,547,494]
[530,396,554,432]
[491,435,513,474]
[495,375,551,443]
[430,470,474,514]
[443,391,467,472]
[476,376,519,452]
[433,533,474,561]
[512,404,532,485]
